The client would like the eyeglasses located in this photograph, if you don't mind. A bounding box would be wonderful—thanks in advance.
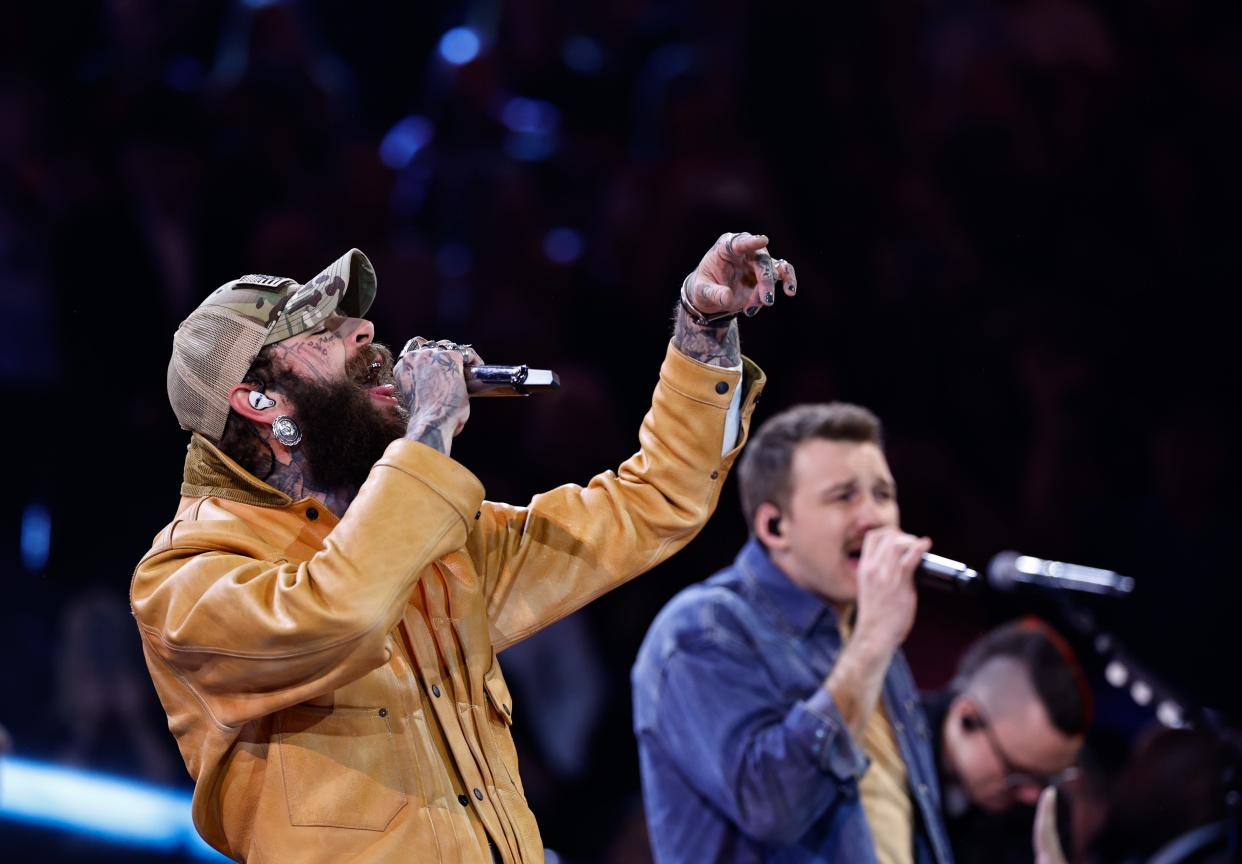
[973,706,1079,791]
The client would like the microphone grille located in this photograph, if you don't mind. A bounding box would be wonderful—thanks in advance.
[986,550,1021,592]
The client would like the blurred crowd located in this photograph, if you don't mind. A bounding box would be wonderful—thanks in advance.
[1,0,1239,861]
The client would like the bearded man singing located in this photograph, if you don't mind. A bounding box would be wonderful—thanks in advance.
[132,234,795,863]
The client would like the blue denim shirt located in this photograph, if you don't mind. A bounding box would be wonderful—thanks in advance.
[632,539,955,864]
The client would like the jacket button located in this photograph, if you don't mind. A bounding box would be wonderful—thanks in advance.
[377,707,388,717]
[503,704,511,716]
[458,794,470,806]
[475,510,481,520]
[715,381,729,394]
[710,471,719,480]
[306,507,319,521]
[432,684,441,698]
[473,788,484,800]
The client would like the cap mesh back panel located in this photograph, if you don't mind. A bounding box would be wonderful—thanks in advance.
[168,309,267,440]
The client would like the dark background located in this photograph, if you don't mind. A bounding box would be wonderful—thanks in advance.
[2,1,1239,861]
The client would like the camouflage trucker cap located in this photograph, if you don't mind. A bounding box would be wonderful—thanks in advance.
[168,248,377,441]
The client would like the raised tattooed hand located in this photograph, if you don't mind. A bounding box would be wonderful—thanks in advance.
[684,232,797,319]
[394,338,473,456]
[673,232,798,368]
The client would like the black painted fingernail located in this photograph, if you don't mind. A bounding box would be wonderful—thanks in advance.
[763,292,774,304]
[789,284,797,295]
[745,305,760,317]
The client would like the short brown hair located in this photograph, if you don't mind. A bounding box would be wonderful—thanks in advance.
[737,402,884,531]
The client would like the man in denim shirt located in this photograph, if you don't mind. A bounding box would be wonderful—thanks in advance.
[632,403,954,864]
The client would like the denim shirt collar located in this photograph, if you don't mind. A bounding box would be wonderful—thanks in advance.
[735,538,837,638]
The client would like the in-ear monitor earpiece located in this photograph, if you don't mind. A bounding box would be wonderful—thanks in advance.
[248,391,276,411]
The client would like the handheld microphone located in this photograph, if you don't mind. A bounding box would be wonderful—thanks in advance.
[917,553,980,591]
[465,364,560,397]
[987,551,1135,597]
[398,339,560,397]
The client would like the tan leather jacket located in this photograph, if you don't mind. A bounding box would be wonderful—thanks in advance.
[132,345,764,863]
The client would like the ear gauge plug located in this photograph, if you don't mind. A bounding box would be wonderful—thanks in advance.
[768,516,781,537]
[248,391,277,410]
[962,714,981,732]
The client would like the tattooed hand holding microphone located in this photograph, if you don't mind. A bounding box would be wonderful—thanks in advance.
[390,336,481,458]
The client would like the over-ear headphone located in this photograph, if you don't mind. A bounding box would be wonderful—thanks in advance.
[767,516,782,537]
[248,391,277,410]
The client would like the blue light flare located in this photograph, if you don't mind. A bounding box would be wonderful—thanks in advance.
[439,27,481,66]
[0,756,228,860]
[20,502,50,572]
[379,115,434,170]
[499,97,561,136]
[500,97,561,161]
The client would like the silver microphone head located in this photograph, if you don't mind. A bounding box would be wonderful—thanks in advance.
[917,553,979,590]
[466,365,560,396]
[986,550,1022,593]
[988,551,1135,596]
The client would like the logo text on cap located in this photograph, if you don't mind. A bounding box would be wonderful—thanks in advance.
[237,274,286,287]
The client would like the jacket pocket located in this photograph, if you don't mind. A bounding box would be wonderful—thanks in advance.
[276,704,407,830]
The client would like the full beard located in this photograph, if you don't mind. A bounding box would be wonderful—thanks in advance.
[276,343,409,493]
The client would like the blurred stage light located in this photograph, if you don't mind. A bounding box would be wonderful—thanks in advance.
[380,115,434,170]
[562,36,604,73]
[544,227,584,264]
[1130,680,1153,706]
[500,97,561,161]
[1104,660,1128,687]
[439,27,482,66]
[0,756,227,860]
[20,502,50,573]
[500,97,560,135]
[1156,700,1186,728]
